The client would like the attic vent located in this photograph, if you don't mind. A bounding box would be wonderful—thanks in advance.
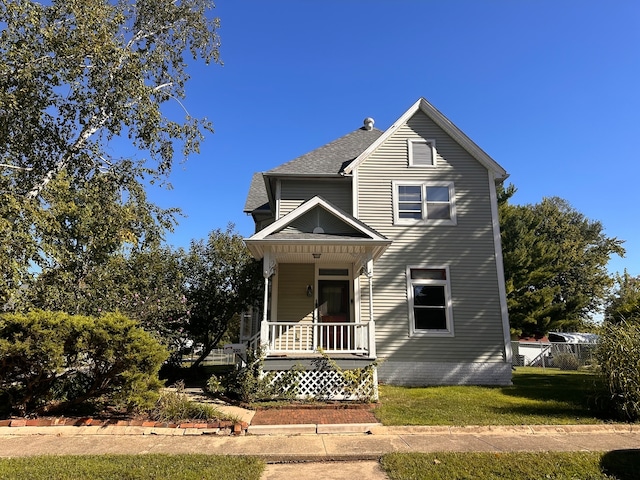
[363,117,374,131]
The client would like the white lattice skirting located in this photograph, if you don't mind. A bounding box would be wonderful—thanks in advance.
[269,368,379,401]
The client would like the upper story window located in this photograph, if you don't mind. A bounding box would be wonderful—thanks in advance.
[393,181,457,226]
[408,139,436,167]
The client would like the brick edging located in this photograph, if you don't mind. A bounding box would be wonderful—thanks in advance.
[0,418,248,435]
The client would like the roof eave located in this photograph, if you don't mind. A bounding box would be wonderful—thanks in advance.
[262,172,345,179]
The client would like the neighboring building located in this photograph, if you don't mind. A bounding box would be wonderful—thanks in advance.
[513,332,599,368]
[242,98,512,398]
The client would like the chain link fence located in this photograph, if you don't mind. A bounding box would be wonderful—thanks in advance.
[511,341,598,370]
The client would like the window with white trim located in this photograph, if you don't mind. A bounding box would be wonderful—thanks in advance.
[393,181,456,225]
[408,139,436,167]
[407,266,454,336]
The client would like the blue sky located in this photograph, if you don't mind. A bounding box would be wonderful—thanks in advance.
[147,0,640,278]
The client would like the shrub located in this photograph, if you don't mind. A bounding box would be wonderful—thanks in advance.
[553,352,580,371]
[595,321,640,421]
[205,374,223,394]
[151,382,227,423]
[311,349,378,402]
[222,348,301,403]
[0,310,168,416]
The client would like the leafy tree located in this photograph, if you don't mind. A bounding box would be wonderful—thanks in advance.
[6,170,191,356]
[499,187,624,336]
[0,178,39,308]
[185,225,262,368]
[1,0,221,306]
[104,247,193,358]
[20,170,176,312]
[1,0,220,199]
[605,270,640,324]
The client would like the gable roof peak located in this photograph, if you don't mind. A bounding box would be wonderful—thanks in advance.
[344,97,508,180]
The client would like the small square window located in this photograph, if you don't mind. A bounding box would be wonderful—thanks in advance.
[408,139,436,167]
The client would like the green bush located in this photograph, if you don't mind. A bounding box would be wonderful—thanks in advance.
[311,350,378,402]
[553,352,580,370]
[222,348,300,403]
[151,382,226,423]
[205,374,223,394]
[0,310,168,416]
[595,321,640,421]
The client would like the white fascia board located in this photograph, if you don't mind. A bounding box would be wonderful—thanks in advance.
[488,170,513,363]
[263,173,344,178]
[344,98,508,180]
[247,238,391,247]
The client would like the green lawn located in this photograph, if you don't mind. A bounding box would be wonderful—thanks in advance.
[0,455,264,480]
[380,451,639,480]
[376,367,610,425]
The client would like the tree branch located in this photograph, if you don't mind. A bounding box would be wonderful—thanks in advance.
[25,115,108,199]
[0,164,33,172]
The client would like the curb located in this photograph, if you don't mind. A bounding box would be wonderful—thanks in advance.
[368,424,639,436]
[0,422,636,437]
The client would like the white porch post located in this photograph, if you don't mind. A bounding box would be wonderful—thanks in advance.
[260,251,276,351]
[364,258,376,358]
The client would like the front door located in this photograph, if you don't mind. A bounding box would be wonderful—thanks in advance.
[318,280,350,349]
[318,280,350,323]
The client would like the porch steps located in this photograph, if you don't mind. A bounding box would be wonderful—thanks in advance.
[247,422,381,435]
[246,406,381,435]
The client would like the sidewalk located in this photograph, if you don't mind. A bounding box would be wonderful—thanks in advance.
[1,408,639,480]
[1,417,638,460]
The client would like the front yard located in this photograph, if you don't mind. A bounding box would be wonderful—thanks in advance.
[2,367,637,479]
[376,367,608,426]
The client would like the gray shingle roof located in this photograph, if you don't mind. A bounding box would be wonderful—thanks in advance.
[267,126,383,175]
[244,126,383,214]
[243,172,269,213]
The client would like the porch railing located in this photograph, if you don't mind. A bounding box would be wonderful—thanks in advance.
[263,321,372,356]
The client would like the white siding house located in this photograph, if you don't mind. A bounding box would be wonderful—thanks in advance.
[242,98,512,396]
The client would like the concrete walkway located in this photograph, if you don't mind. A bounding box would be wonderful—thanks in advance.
[1,424,639,460]
[1,424,639,479]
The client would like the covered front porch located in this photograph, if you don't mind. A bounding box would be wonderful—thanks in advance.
[243,242,385,361]
[242,197,391,362]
